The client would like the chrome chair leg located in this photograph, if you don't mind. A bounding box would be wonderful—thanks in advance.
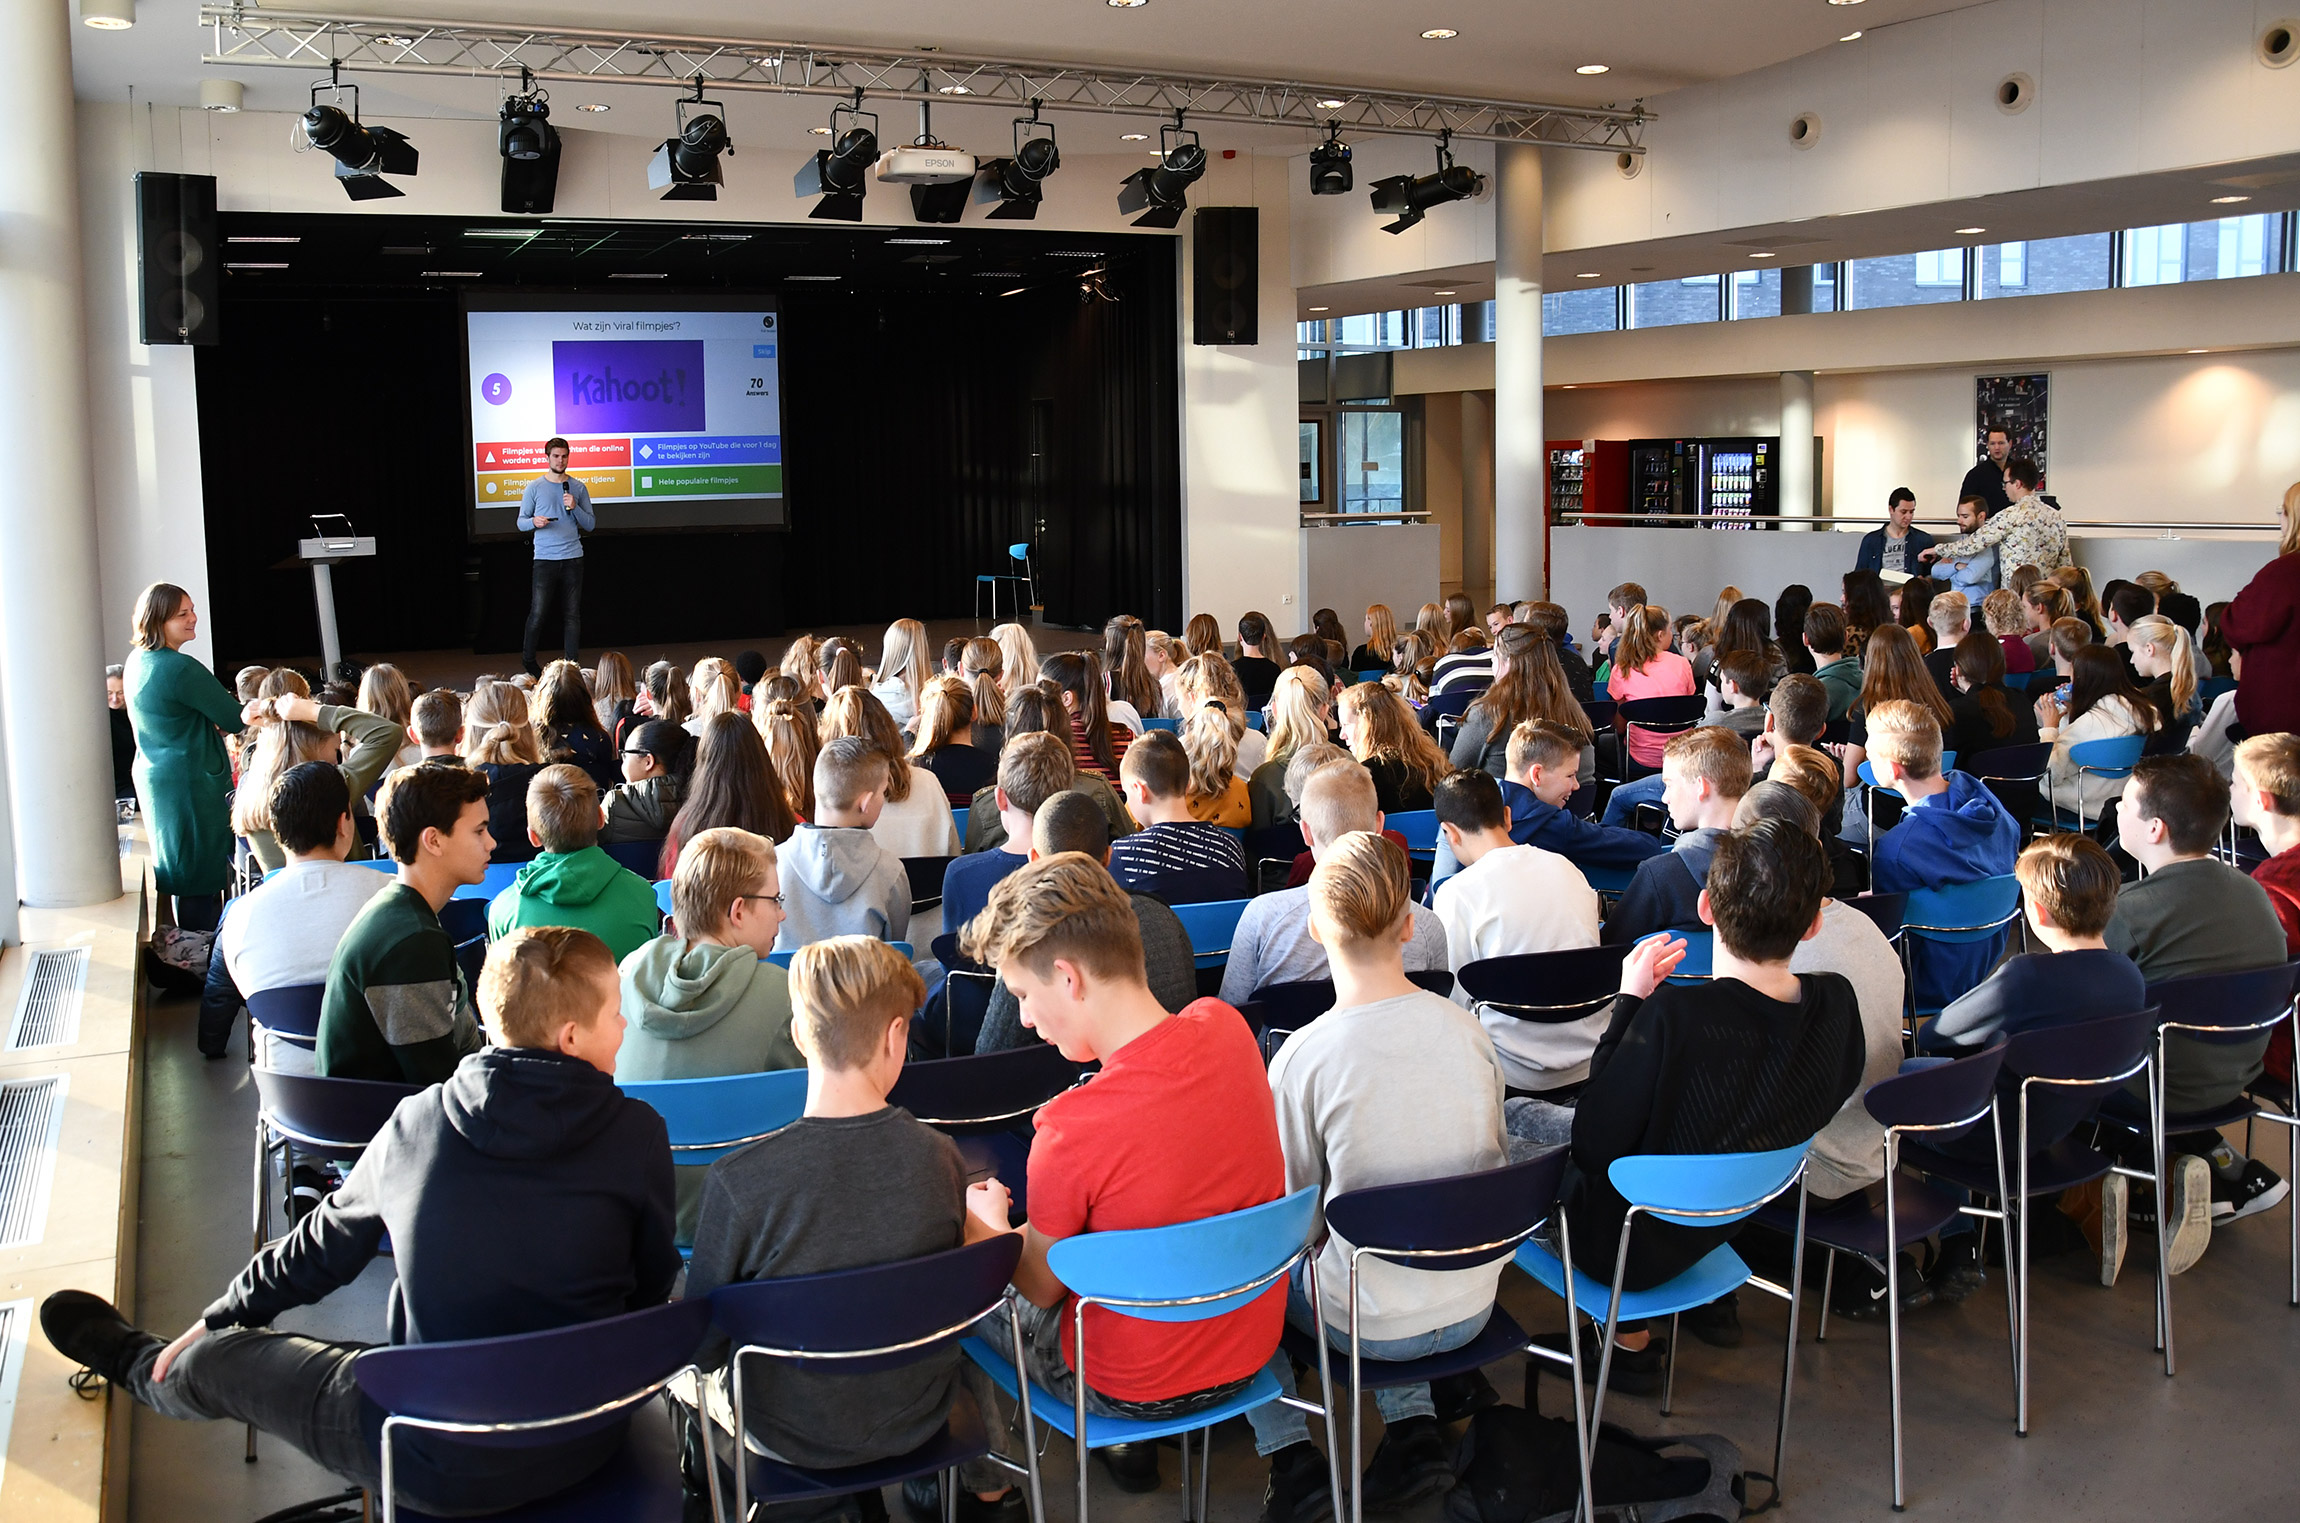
[1816,1250,1836,1343]
[1660,1311,1679,1416]
[1884,1160,1906,1511]
[1774,1182,1810,1497]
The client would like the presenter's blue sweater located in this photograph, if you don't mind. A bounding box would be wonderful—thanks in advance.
[519,475,596,560]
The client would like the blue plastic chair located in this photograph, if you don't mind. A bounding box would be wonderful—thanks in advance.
[2031,733,2146,836]
[952,805,970,842]
[976,542,1035,624]
[1630,929,1712,983]
[1854,753,1957,854]
[1901,875,2022,1018]
[354,1297,715,1523]
[1172,898,1252,970]
[1388,811,1439,864]
[708,1236,1043,1523]
[1356,670,1387,684]
[2197,675,2238,707]
[1581,864,1634,897]
[1898,1007,2159,1435]
[1247,971,1457,1062]
[653,879,675,921]
[763,941,913,970]
[351,856,397,873]
[1297,1150,1592,1523]
[1139,716,1180,734]
[451,861,525,901]
[1514,1144,1813,1498]
[963,1186,1335,1523]
[1966,742,2052,830]
[601,839,663,880]
[1753,1044,2008,1510]
[618,1069,808,1167]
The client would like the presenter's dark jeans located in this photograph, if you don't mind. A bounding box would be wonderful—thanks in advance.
[523,557,584,676]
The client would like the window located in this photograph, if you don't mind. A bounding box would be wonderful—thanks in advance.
[2123,224,2187,286]
[1335,310,1409,350]
[1978,233,2110,299]
[1913,249,1964,286]
[1998,242,2026,288]
[1629,274,1721,328]
[1543,287,1618,335]
[1337,410,1404,514]
[2216,215,2274,279]
[1847,251,1967,308]
[1813,262,1838,311]
[1728,267,1780,319]
[1299,420,1322,505]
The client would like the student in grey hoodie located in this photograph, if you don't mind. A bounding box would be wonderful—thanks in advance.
[618,826,804,1242]
[1601,727,1752,947]
[775,737,912,953]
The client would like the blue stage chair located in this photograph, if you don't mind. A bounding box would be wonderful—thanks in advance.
[963,1186,1338,1523]
[1842,891,1907,950]
[1626,929,1712,983]
[976,543,1035,624]
[1610,696,1705,784]
[1965,742,2052,832]
[652,879,674,922]
[1138,716,1180,734]
[618,1069,808,1168]
[1387,811,1438,866]
[1514,1144,1813,1503]
[709,1237,1043,1523]
[1754,1043,2008,1509]
[354,1298,715,1523]
[245,982,325,1057]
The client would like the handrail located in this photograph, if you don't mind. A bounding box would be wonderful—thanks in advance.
[1557,511,2279,533]
[1300,511,1433,523]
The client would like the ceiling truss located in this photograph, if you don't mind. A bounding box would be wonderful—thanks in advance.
[198,7,1651,152]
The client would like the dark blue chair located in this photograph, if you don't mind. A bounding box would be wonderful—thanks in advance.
[904,855,954,913]
[1291,1149,1591,1523]
[601,839,663,880]
[249,1067,418,1255]
[887,1044,1085,1221]
[451,861,525,902]
[1613,695,1705,783]
[1514,1144,1813,1499]
[1418,690,1477,740]
[1456,946,1628,1037]
[1248,971,1458,1061]
[1898,1007,2159,1436]
[1753,1043,2008,1510]
[1388,811,1439,864]
[1966,743,2052,832]
[354,1298,716,1523]
[963,1186,1335,1523]
[1582,698,1618,731]
[708,1236,1042,1523]
[245,982,324,1054]
[1842,891,1907,950]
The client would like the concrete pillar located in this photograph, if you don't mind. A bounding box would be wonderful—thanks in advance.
[1492,141,1546,602]
[1779,369,1816,528]
[1461,390,1496,609]
[0,0,121,909]
[1782,265,1815,316]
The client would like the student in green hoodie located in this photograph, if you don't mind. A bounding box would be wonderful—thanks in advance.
[486,765,663,962]
[616,826,804,1241]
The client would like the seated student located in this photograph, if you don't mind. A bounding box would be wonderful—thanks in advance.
[775,737,912,952]
[943,733,1074,934]
[200,762,387,1062]
[1981,589,2037,676]
[2233,733,2300,954]
[44,926,680,1518]
[972,792,1198,1053]
[959,853,1288,1497]
[964,684,1136,852]
[1181,706,1254,827]
[1766,743,1868,899]
[1601,727,1752,947]
[684,937,1022,1520]
[1713,650,1773,740]
[1108,729,1248,905]
[1750,673,1830,781]
[2105,753,2292,1242]
[318,764,492,1085]
[2038,643,2159,819]
[911,674,1000,806]
[1505,822,1864,1382]
[487,765,662,962]
[600,719,688,848]
[1220,761,1449,1005]
[1432,721,1664,886]
[402,687,465,768]
[1523,601,1596,703]
[1431,769,1603,1094]
[822,688,963,861]
[1805,602,1863,724]
[1246,833,1509,1519]
[464,681,547,865]
[1865,699,2021,1013]
[1945,630,2041,763]
[1922,591,1973,696]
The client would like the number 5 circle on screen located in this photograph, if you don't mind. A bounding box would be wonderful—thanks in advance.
[481,373,513,405]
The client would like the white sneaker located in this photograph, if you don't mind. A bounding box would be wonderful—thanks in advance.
[2166,1155,2213,1275]
[2098,1174,2128,1287]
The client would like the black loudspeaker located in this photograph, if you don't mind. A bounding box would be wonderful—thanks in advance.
[1192,205,1257,346]
[136,171,219,346]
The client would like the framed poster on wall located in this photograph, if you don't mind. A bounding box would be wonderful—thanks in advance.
[1976,373,2048,474]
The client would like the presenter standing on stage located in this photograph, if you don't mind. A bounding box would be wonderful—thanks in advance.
[519,437,596,677]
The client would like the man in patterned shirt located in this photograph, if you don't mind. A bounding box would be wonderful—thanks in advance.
[1924,457,2067,576]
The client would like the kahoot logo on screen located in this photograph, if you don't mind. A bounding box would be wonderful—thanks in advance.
[553,340,707,434]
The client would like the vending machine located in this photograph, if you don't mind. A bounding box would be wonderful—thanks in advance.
[1627,439,1691,523]
[1693,438,1778,528]
[1548,440,1629,522]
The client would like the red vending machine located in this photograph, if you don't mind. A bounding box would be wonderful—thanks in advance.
[1547,440,1627,522]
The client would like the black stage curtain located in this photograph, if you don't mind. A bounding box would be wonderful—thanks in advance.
[195,254,1180,670]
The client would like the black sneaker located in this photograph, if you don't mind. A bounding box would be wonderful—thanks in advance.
[1428,1368,1499,1424]
[288,1164,333,1226]
[2212,1160,2291,1223]
[1097,1441,1160,1495]
[1833,1255,1936,1321]
[1530,1325,1668,1397]
[1260,1441,1334,1523]
[1930,1238,1988,1306]
[1682,1291,1741,1348]
[900,1478,1021,1523]
[40,1291,158,1387]
[1358,1416,1454,1514]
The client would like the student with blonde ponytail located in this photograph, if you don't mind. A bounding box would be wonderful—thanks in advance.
[869,617,930,729]
[959,637,1008,746]
[2128,613,2200,731]
[463,681,547,862]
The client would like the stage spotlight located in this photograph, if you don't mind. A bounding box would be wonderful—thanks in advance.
[1116,118,1204,229]
[974,108,1061,220]
[1308,124,1352,195]
[649,80,732,201]
[498,80,560,215]
[1368,130,1482,234]
[794,97,877,220]
[295,78,417,201]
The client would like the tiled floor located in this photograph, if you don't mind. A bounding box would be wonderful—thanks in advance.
[129,985,2300,1521]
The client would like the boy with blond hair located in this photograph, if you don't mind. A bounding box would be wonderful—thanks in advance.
[685,936,1020,1518]
[2233,732,2300,954]
[1602,727,1752,946]
[487,763,662,960]
[1865,699,2020,1010]
[43,927,677,1516]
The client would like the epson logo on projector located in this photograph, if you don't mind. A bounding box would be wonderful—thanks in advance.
[552,338,707,433]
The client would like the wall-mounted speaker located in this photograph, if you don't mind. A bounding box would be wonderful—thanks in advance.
[135,171,220,346]
[1192,206,1258,346]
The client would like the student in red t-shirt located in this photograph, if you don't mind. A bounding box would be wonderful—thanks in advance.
[960,853,1287,1497]
[2232,734,2300,1085]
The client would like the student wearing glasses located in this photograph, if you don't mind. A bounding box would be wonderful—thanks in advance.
[599,719,690,848]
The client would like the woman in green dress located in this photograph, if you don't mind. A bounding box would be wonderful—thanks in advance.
[124,583,258,930]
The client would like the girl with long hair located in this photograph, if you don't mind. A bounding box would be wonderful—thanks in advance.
[1182,613,1222,659]
[1840,570,1894,652]
[1353,603,1399,674]
[2022,581,2073,668]
[1181,706,1251,826]
[869,617,931,729]
[2127,613,2199,733]
[2053,565,2107,641]
[819,641,866,698]
[2038,643,2158,816]
[778,636,822,700]
[1338,680,1451,813]
[1250,666,1333,829]
[751,698,818,825]
[1894,575,1943,654]
[908,674,997,804]
[1946,629,2039,760]
[230,687,401,873]
[533,659,619,790]
[1103,615,1162,726]
[1384,629,1437,708]
[357,662,416,768]
[1042,649,1131,781]
[1312,607,1351,669]
[1605,605,1696,770]
[1143,630,1187,717]
[591,650,637,734]
[1415,600,1449,646]
[1443,591,1478,642]
[990,622,1041,692]
[2203,599,2234,679]
[820,686,961,858]
[1450,624,1594,782]
[640,661,693,733]
[960,637,1008,745]
[464,681,548,863]
[662,712,797,875]
[688,658,742,735]
[1176,652,1268,778]
[1703,597,1785,714]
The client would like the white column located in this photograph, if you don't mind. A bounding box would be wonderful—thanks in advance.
[1492,141,1546,602]
[1779,369,1816,528]
[0,0,121,909]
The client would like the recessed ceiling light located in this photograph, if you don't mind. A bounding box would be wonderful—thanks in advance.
[1749,251,1777,258]
[609,272,669,279]
[2189,348,2209,353]
[1120,132,1148,141]
[810,125,832,135]
[1108,0,1146,7]
[1309,305,1329,312]
[1955,226,1987,234]
[886,237,952,245]
[1317,98,1348,109]
[787,274,842,281]
[226,235,300,244]
[1827,0,1863,6]
[1576,270,1602,278]
[1421,28,1458,39]
[224,262,287,270]
[1561,384,1578,389]
[2212,194,2252,204]
[1575,64,1609,75]
[938,85,972,95]
[1432,289,1457,295]
[576,102,610,112]
[1838,30,1862,41]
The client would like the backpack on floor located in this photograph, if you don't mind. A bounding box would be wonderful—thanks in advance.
[146,925,214,996]
[1445,1403,1750,1523]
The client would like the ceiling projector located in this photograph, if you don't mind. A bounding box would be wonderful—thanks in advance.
[876,145,976,183]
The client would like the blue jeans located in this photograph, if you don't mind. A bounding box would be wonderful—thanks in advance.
[1244,1265,1491,1456]
[1600,775,1663,828]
